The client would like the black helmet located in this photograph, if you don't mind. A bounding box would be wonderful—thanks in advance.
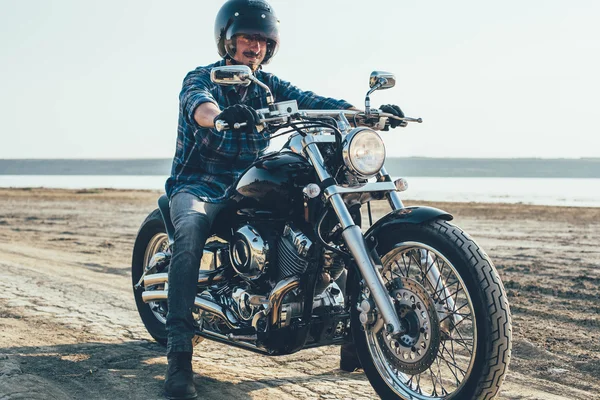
[214,0,280,65]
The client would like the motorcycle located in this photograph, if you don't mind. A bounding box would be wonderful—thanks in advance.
[132,66,512,399]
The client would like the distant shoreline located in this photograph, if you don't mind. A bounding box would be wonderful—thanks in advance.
[1,187,598,209]
[1,157,600,178]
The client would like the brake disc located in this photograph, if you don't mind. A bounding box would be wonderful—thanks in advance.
[376,277,441,375]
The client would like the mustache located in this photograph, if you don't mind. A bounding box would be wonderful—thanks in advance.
[243,51,261,58]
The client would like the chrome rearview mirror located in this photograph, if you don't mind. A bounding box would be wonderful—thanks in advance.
[365,71,397,115]
[369,71,396,91]
[210,65,253,87]
[210,65,275,105]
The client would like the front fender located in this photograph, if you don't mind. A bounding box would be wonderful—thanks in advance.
[364,206,453,242]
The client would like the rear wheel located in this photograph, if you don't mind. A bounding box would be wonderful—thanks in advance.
[351,220,511,399]
[132,209,203,346]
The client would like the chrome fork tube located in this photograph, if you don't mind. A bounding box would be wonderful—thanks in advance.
[304,140,404,335]
[378,167,404,210]
[342,226,404,334]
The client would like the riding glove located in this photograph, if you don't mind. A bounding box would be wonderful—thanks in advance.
[379,104,407,129]
[214,104,260,133]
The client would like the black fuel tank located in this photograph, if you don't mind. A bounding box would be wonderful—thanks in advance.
[232,151,315,216]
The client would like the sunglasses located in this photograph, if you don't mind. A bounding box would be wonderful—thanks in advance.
[235,34,268,45]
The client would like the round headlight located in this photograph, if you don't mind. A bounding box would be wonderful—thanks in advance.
[342,128,386,178]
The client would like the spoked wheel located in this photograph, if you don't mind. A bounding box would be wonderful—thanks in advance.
[351,220,511,400]
[143,231,170,324]
[132,209,203,346]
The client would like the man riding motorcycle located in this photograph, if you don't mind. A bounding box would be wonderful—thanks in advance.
[162,1,405,398]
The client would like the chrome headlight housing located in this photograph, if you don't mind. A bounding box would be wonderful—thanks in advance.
[342,128,386,178]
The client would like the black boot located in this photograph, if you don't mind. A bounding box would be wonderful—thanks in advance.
[164,352,197,400]
[340,342,362,372]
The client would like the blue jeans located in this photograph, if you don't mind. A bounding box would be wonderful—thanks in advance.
[166,192,225,355]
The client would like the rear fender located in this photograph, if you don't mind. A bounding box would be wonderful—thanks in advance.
[363,206,453,242]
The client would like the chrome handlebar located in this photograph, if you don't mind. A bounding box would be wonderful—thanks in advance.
[214,109,422,132]
[214,120,247,132]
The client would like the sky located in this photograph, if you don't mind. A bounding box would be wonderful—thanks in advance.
[1,0,599,159]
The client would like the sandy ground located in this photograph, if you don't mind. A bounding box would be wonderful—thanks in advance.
[0,188,599,400]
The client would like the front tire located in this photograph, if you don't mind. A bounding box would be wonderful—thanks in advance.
[351,219,512,399]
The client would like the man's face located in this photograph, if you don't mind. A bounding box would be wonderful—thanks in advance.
[232,34,267,70]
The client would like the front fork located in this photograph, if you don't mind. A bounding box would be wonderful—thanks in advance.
[304,137,459,334]
[304,142,405,335]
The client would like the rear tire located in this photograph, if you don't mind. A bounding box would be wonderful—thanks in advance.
[350,219,511,399]
[132,209,170,345]
[132,209,203,347]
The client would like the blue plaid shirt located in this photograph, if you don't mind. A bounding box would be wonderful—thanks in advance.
[166,59,353,203]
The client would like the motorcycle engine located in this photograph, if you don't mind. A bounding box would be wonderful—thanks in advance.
[229,223,313,282]
[225,222,347,329]
[229,224,269,280]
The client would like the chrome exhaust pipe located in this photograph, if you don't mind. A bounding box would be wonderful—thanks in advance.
[142,275,300,330]
[143,270,224,287]
[143,273,168,287]
[268,276,301,326]
[141,290,238,329]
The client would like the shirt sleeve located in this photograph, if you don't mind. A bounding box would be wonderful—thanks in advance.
[179,67,237,152]
[179,68,220,127]
[270,74,354,110]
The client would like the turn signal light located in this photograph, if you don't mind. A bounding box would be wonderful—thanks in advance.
[303,183,321,199]
[394,178,408,192]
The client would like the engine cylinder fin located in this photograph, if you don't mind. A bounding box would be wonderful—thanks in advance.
[277,234,310,280]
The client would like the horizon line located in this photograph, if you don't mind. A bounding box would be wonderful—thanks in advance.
[1,156,599,161]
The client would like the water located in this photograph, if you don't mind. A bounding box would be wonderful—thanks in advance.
[397,177,600,207]
[1,175,599,207]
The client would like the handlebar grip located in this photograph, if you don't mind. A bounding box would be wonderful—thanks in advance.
[214,120,248,132]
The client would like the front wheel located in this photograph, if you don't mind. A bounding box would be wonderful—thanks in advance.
[351,219,512,399]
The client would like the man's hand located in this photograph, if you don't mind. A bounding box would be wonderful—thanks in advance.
[380,104,407,129]
[214,104,260,133]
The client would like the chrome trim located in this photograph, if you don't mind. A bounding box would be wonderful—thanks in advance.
[248,294,268,306]
[252,309,267,331]
[379,167,404,210]
[341,127,386,179]
[330,195,358,228]
[269,276,301,326]
[284,132,305,155]
[298,110,361,118]
[323,181,397,200]
[200,329,267,353]
[143,273,168,287]
[141,290,239,329]
[140,290,168,303]
[369,71,396,90]
[232,287,255,321]
[302,136,334,182]
[230,224,269,280]
[386,191,404,210]
[342,226,404,335]
[200,246,223,271]
[134,248,169,290]
[301,134,336,149]
[302,131,403,334]
[210,65,253,87]
[283,224,312,257]
[194,296,239,329]
[143,270,224,287]
[227,334,258,341]
[337,111,351,133]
